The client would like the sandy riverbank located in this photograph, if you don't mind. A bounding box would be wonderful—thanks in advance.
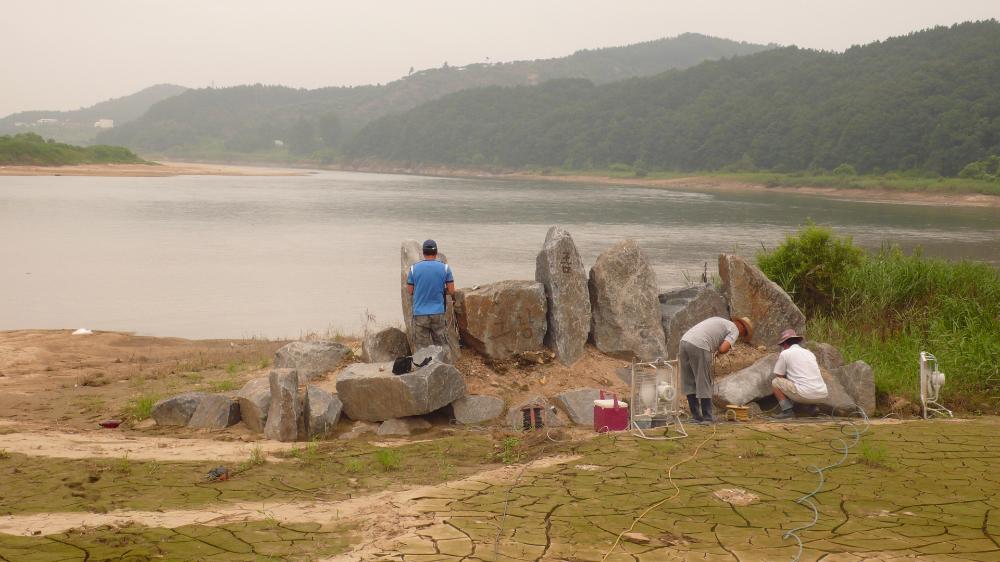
[337,163,1000,208]
[0,161,305,177]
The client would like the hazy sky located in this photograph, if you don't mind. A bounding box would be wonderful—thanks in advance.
[2,0,997,116]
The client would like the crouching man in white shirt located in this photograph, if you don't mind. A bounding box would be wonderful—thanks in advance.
[771,329,828,419]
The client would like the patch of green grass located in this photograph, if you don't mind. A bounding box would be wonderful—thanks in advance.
[344,458,364,473]
[375,448,402,471]
[111,453,132,475]
[759,225,1000,410]
[209,377,239,392]
[126,393,159,421]
[0,449,9,460]
[225,361,242,375]
[497,436,522,465]
[858,441,890,469]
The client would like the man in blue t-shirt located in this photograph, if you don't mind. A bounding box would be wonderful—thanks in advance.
[406,239,456,352]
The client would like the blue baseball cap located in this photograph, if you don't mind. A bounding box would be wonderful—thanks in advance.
[422,239,438,253]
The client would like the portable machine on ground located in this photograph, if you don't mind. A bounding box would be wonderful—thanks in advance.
[629,358,688,440]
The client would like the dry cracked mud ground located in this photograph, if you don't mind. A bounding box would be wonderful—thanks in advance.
[0,417,997,561]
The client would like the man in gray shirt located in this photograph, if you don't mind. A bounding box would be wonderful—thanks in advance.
[679,316,753,423]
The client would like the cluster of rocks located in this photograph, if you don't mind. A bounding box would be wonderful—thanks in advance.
[151,227,876,440]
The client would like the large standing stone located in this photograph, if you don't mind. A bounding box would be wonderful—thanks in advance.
[713,353,857,412]
[831,360,876,415]
[588,240,666,361]
[451,395,505,425]
[306,386,343,439]
[505,395,565,430]
[554,388,603,426]
[361,327,411,363]
[535,226,591,365]
[187,394,241,429]
[151,392,207,426]
[659,285,729,359]
[718,254,805,347]
[455,281,547,360]
[236,377,271,433]
[401,240,460,362]
[273,341,352,381]
[264,369,302,442]
[377,417,432,436]
[336,360,466,422]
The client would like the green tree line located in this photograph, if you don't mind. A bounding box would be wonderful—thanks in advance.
[347,21,1000,177]
[0,133,145,166]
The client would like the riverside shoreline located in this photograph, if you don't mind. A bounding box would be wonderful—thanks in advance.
[0,161,304,177]
[336,163,1000,208]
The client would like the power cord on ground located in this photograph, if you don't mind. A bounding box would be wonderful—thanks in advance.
[601,423,718,561]
[783,406,870,561]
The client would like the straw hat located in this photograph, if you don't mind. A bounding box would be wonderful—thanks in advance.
[734,316,754,341]
[776,328,804,346]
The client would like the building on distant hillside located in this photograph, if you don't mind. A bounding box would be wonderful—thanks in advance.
[94,119,114,129]
[36,118,57,124]
[274,139,285,147]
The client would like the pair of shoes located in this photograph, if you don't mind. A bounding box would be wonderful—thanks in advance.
[772,409,795,420]
[700,398,715,424]
[686,394,703,423]
[806,405,820,417]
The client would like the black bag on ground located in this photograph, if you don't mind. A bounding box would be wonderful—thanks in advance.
[391,355,432,375]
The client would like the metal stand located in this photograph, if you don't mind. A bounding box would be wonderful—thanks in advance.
[629,358,688,440]
[919,351,952,419]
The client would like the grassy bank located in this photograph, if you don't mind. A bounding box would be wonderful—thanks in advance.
[758,225,1000,412]
[0,133,148,166]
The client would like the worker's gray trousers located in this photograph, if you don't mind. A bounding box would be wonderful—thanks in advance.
[412,313,449,351]
[679,341,715,399]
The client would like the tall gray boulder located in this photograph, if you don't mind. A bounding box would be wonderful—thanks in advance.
[236,377,271,433]
[400,240,460,362]
[804,341,845,372]
[659,285,729,359]
[274,341,352,381]
[588,240,666,361]
[264,369,303,442]
[336,360,466,422]
[718,254,806,347]
[361,327,411,363]
[454,280,547,360]
[535,226,591,365]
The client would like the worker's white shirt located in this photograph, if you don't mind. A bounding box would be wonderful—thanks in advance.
[773,344,828,399]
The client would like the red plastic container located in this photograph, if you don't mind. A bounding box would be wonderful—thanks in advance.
[593,391,629,432]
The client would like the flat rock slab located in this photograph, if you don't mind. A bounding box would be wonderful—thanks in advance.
[337,420,379,440]
[187,394,241,429]
[535,226,591,365]
[362,327,410,363]
[714,353,857,412]
[451,395,505,425]
[336,360,466,422]
[274,341,351,381]
[589,239,666,361]
[151,392,208,427]
[236,377,270,433]
[718,254,805,347]
[659,284,728,359]
[554,388,602,426]
[306,386,343,439]
[377,417,432,436]
[455,280,547,360]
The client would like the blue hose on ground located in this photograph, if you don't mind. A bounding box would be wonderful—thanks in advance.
[784,406,870,561]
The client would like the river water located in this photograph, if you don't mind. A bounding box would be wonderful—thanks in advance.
[1,170,997,339]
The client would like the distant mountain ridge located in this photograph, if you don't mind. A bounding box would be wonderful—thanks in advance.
[346,21,1000,177]
[98,33,774,155]
[0,84,188,145]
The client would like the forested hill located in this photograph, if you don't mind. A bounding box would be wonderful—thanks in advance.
[347,21,1000,177]
[0,84,187,145]
[98,34,772,156]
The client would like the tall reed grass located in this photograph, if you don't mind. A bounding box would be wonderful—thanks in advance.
[759,226,1000,411]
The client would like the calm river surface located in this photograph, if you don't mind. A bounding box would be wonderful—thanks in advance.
[1,170,998,339]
